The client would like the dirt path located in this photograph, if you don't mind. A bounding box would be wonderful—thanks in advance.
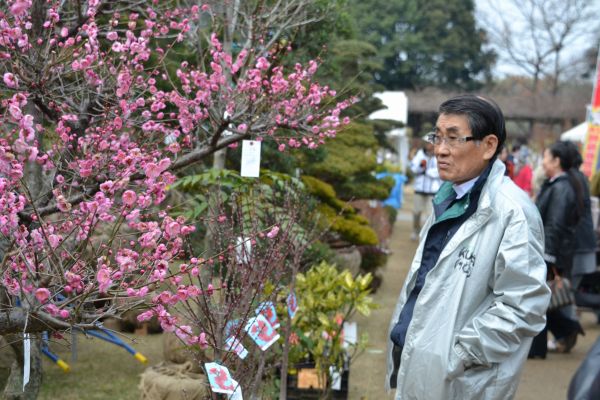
[348,189,600,399]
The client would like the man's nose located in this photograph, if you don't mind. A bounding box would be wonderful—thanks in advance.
[434,142,450,156]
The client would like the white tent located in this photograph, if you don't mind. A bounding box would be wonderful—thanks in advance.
[368,92,408,123]
[368,91,409,172]
[560,122,588,142]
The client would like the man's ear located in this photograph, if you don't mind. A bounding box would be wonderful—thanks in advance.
[482,135,499,161]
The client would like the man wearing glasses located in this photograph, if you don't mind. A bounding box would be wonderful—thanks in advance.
[386,95,550,399]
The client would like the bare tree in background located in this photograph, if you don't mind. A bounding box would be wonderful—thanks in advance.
[480,0,599,94]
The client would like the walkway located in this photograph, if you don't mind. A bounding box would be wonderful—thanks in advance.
[348,189,600,399]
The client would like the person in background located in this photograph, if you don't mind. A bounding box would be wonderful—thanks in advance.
[532,159,547,199]
[591,169,600,198]
[499,146,514,178]
[409,140,441,241]
[529,141,585,358]
[387,94,549,399]
[566,143,600,324]
[568,142,596,290]
[513,146,533,196]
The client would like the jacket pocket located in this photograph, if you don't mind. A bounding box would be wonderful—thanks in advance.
[450,363,498,399]
[401,349,447,399]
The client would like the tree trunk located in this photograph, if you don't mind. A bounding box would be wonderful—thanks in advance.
[212,148,227,170]
[3,335,43,400]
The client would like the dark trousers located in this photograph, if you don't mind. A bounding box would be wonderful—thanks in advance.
[529,309,583,358]
[547,309,583,339]
[389,345,402,389]
[529,324,548,358]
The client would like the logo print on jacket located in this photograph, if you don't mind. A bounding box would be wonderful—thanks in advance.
[454,247,475,277]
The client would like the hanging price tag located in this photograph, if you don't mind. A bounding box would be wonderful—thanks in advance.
[240,140,261,177]
[255,301,280,329]
[228,385,243,400]
[235,236,252,264]
[225,336,248,360]
[244,314,279,351]
[330,367,342,391]
[342,321,358,349]
[205,362,239,395]
[287,292,298,319]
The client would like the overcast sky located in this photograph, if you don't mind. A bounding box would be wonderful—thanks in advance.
[475,0,599,78]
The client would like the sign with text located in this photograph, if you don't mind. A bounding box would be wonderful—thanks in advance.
[581,47,600,177]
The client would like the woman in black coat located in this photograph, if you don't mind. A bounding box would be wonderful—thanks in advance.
[569,147,597,289]
[529,141,585,358]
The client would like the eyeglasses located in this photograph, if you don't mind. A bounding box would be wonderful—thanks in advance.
[425,133,478,147]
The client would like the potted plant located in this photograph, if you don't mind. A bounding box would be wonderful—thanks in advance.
[283,261,376,399]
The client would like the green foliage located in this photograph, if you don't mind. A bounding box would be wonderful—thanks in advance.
[169,169,318,256]
[318,204,378,246]
[289,261,377,375]
[171,168,305,219]
[315,39,385,119]
[348,0,495,90]
[337,174,395,201]
[359,246,389,272]
[301,122,378,180]
[375,161,403,174]
[299,122,392,202]
[301,175,378,246]
[281,0,355,64]
[301,175,338,203]
[302,241,338,267]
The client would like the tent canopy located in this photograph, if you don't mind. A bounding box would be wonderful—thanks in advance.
[368,91,408,124]
[561,122,588,142]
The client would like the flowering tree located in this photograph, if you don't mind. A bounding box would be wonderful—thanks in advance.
[0,0,352,397]
[165,175,323,398]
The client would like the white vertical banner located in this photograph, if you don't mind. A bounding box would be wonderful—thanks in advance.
[240,140,261,177]
[23,334,30,390]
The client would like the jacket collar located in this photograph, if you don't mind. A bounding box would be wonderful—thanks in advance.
[433,159,499,223]
[434,159,505,262]
[477,159,505,211]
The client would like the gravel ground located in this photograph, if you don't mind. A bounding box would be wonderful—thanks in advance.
[348,190,600,400]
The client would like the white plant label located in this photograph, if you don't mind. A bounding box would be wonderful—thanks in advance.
[240,140,261,177]
[23,334,30,390]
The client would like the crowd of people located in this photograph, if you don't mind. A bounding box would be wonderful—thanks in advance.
[391,94,599,399]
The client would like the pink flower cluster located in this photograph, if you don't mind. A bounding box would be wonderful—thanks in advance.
[0,2,353,340]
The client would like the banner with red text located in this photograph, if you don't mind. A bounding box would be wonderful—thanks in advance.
[582,46,600,177]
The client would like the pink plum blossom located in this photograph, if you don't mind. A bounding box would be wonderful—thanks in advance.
[266,226,280,238]
[137,310,154,322]
[122,190,137,206]
[45,304,61,317]
[3,73,17,88]
[10,1,30,16]
[97,267,112,293]
[0,3,356,354]
[198,332,208,349]
[35,288,51,303]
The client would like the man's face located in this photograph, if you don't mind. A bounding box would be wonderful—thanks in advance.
[434,113,498,184]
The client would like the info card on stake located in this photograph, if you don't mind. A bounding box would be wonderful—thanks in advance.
[240,140,261,177]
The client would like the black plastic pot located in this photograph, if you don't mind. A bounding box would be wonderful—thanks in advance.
[286,362,349,400]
